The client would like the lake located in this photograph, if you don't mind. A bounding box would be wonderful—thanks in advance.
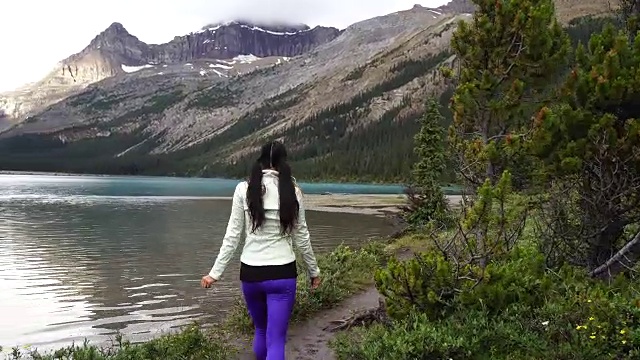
[0,174,397,354]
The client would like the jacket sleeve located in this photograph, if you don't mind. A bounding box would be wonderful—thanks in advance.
[293,189,320,278]
[208,182,245,280]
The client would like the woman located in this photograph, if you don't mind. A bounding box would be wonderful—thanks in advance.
[201,141,321,360]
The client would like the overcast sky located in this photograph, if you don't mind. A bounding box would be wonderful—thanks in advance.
[0,0,449,92]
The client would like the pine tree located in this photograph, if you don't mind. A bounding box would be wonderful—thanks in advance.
[447,0,570,187]
[531,22,640,277]
[402,98,448,228]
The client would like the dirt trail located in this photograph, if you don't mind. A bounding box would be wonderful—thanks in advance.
[287,249,414,359]
[236,286,381,359]
[284,286,380,359]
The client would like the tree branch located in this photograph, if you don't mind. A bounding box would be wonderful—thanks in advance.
[590,229,640,279]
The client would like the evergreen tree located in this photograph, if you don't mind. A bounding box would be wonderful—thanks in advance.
[531,22,640,277]
[402,98,448,227]
[447,0,570,187]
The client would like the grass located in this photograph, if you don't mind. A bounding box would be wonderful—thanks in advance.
[4,241,390,359]
[1,325,235,360]
[385,232,435,254]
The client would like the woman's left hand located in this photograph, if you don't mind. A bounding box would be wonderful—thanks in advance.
[201,275,217,288]
[310,276,321,291]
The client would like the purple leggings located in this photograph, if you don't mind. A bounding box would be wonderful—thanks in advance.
[241,278,297,360]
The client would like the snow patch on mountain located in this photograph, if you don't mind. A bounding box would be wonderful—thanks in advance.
[210,69,227,78]
[209,63,233,70]
[195,21,310,36]
[121,64,154,73]
[239,24,309,36]
[234,54,260,63]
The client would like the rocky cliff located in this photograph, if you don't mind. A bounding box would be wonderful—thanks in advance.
[154,21,341,62]
[56,20,341,85]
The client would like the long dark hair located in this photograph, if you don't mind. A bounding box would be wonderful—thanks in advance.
[247,141,299,234]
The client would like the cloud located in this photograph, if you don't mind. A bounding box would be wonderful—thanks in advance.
[0,0,449,91]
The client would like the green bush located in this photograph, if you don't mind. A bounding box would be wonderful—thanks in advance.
[457,245,554,314]
[374,251,468,320]
[3,325,235,360]
[331,246,640,359]
[224,242,389,334]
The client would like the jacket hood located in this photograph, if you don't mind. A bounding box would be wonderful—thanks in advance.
[260,170,299,210]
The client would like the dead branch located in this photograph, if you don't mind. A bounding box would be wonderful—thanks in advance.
[590,230,640,279]
[323,298,391,332]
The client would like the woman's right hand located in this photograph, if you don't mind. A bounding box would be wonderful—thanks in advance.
[201,275,217,288]
[310,276,321,291]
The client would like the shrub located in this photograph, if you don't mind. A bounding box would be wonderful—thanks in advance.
[331,245,640,359]
[331,309,545,360]
[378,171,529,320]
[374,251,470,320]
[457,245,554,314]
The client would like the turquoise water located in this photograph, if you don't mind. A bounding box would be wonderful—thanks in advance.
[0,173,460,199]
[0,174,395,354]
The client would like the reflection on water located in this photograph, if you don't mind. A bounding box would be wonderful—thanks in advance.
[0,175,393,352]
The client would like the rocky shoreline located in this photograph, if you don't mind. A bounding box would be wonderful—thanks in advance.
[304,193,462,215]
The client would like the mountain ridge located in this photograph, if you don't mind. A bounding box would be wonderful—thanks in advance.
[60,19,342,81]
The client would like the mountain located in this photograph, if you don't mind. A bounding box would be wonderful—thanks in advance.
[58,20,340,84]
[0,0,613,182]
[0,20,340,129]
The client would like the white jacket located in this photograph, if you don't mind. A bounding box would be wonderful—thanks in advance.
[208,170,320,280]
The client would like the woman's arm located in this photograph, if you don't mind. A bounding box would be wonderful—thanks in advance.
[208,183,245,280]
[293,189,320,278]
